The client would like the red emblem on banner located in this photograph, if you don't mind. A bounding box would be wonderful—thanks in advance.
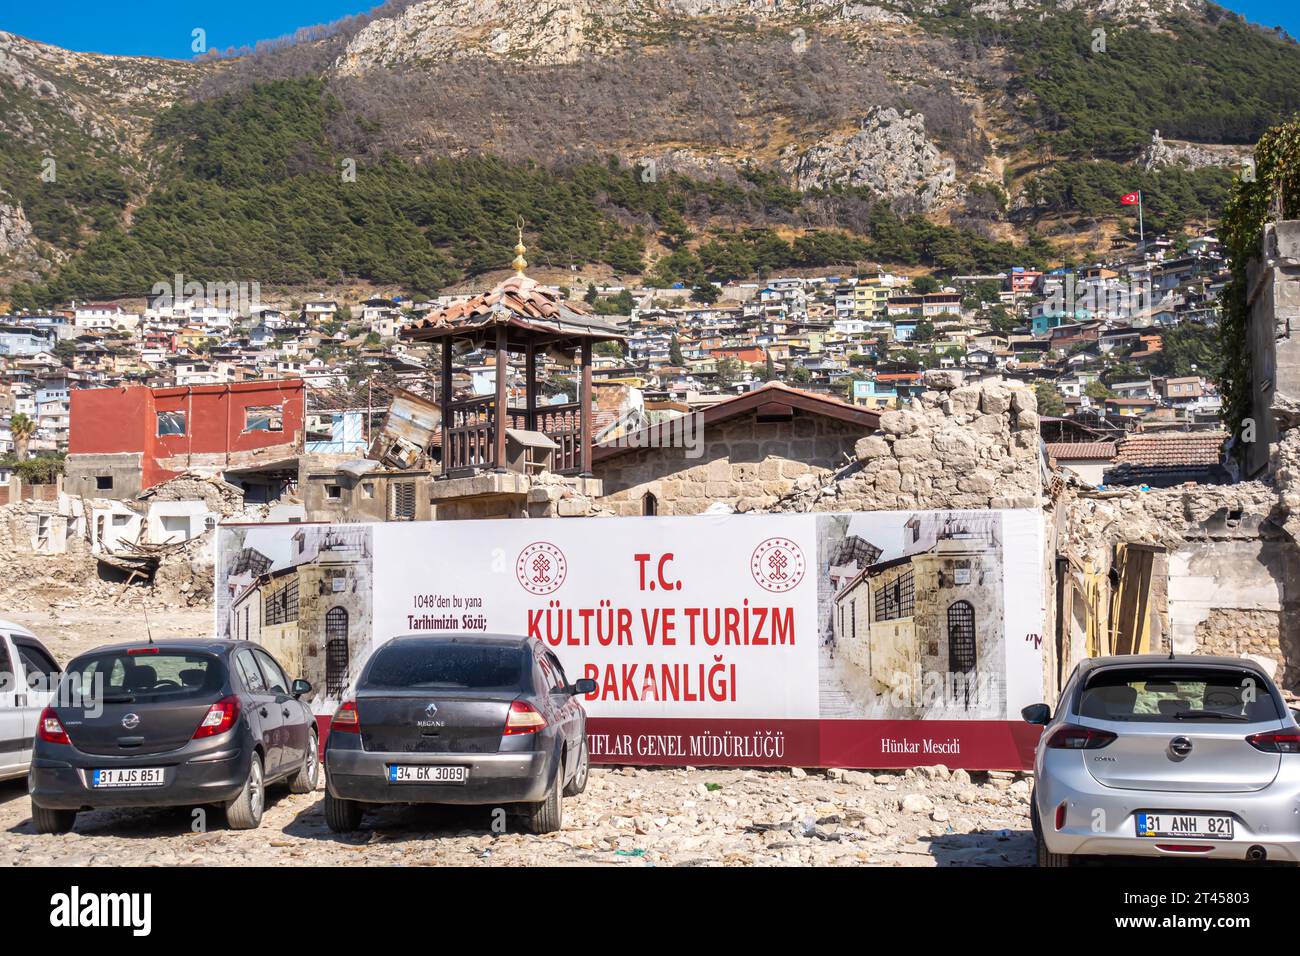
[750,537,806,593]
[516,542,568,595]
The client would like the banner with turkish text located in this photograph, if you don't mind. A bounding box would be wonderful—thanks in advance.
[215,508,1045,769]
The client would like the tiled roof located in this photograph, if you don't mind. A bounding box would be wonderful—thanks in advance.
[1113,431,1227,467]
[402,275,623,344]
[1045,441,1116,461]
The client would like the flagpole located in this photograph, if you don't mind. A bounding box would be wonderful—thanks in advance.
[1138,190,1144,245]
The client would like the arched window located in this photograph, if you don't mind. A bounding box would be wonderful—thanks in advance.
[947,601,976,673]
[642,492,657,516]
[325,607,349,697]
[947,600,976,710]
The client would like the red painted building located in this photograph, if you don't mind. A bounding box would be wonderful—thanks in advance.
[67,380,306,499]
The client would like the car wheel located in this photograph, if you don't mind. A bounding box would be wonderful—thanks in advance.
[288,732,320,794]
[562,738,589,797]
[31,802,76,835]
[1030,790,1071,868]
[324,790,364,833]
[225,753,265,830]
[525,761,564,834]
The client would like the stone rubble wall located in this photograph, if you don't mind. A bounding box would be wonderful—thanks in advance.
[773,371,1042,513]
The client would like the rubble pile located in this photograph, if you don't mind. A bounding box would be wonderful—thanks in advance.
[0,764,1036,867]
[772,371,1041,514]
[138,473,246,515]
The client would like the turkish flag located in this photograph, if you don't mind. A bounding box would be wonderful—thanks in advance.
[1120,192,1140,205]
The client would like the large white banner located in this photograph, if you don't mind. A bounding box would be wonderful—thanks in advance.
[215,509,1046,768]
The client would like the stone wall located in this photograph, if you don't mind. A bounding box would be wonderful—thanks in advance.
[1195,608,1284,661]
[593,373,1042,520]
[594,410,864,516]
[1058,481,1300,689]
[772,372,1042,514]
[1246,220,1300,477]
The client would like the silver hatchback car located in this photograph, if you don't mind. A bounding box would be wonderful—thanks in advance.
[1025,654,1300,866]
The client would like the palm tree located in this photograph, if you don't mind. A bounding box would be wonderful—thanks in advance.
[10,412,35,461]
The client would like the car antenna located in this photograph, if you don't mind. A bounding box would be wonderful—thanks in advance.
[142,595,155,644]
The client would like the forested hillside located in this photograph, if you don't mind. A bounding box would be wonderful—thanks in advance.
[3,0,1300,300]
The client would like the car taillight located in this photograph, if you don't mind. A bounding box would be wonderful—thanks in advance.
[1055,802,1067,831]
[504,700,546,735]
[1247,730,1300,753]
[37,707,69,745]
[1045,724,1117,750]
[331,700,360,734]
[127,647,160,655]
[192,695,239,739]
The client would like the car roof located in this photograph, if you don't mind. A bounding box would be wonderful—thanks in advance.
[383,632,535,649]
[0,619,38,639]
[68,638,254,660]
[1078,654,1276,677]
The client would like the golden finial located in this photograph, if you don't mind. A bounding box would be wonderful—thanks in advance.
[512,216,527,276]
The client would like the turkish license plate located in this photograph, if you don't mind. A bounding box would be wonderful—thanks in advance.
[92,768,165,788]
[387,765,468,784]
[1136,812,1233,839]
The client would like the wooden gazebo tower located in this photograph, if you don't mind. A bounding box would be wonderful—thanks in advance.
[402,230,624,478]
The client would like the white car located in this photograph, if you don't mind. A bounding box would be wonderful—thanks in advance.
[0,620,60,782]
[1026,654,1300,865]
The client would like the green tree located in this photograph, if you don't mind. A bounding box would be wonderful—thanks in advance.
[1035,382,1067,417]
[911,275,940,294]
[9,413,36,461]
[715,356,743,386]
[691,281,720,305]
[1084,380,1112,401]
[669,335,685,366]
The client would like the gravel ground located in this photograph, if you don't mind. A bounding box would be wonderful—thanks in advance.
[0,764,1035,867]
[0,604,1035,867]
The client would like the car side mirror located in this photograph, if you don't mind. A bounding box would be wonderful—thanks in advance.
[292,678,313,699]
[570,678,597,696]
[1021,702,1051,725]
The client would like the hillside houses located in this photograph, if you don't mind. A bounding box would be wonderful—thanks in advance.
[0,225,1230,497]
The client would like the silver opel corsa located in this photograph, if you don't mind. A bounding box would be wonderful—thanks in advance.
[1024,654,1300,866]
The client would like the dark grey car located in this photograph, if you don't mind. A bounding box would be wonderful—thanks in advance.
[323,633,595,834]
[29,639,319,834]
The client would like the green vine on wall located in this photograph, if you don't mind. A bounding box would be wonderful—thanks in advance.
[1221,117,1300,449]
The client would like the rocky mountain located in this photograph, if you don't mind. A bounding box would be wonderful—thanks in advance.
[0,0,1295,298]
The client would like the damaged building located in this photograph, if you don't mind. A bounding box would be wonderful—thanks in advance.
[65,379,307,502]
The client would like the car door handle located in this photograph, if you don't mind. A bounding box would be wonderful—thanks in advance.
[14,694,25,707]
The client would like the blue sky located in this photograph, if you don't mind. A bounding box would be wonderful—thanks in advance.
[0,1,1297,58]
[0,1,378,58]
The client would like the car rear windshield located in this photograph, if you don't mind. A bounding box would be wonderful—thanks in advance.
[1078,667,1282,723]
[364,643,527,692]
[63,650,225,705]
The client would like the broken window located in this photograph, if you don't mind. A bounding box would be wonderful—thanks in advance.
[390,481,416,520]
[326,484,342,500]
[95,475,113,490]
[244,405,284,432]
[156,411,186,436]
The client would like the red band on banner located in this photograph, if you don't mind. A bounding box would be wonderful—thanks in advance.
[315,716,1039,770]
[585,718,1041,771]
